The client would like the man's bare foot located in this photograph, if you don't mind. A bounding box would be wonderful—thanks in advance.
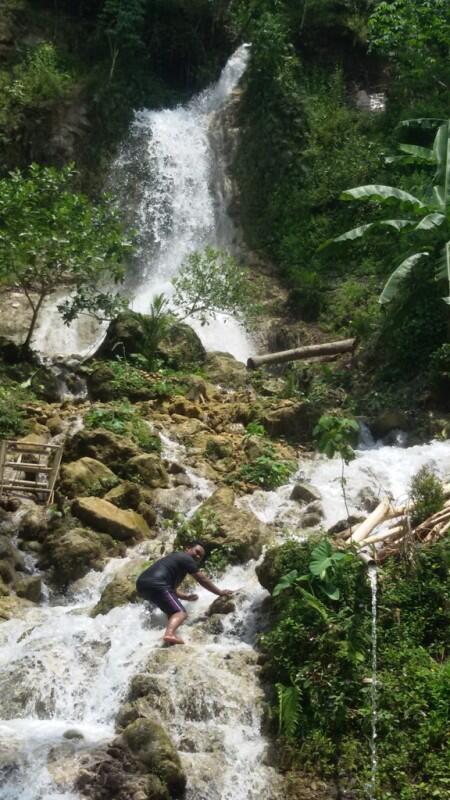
[163,634,185,646]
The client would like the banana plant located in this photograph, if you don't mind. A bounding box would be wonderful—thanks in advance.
[330,118,450,305]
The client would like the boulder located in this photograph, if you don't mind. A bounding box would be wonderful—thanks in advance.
[15,575,42,603]
[17,504,49,542]
[202,351,247,388]
[0,536,25,572]
[370,410,409,440]
[122,718,186,797]
[0,560,15,584]
[189,487,269,562]
[41,527,125,586]
[261,400,318,442]
[207,596,235,616]
[168,397,203,419]
[126,454,169,489]
[59,457,119,499]
[290,482,321,505]
[65,429,139,472]
[104,481,145,510]
[356,486,379,513]
[157,322,206,369]
[91,559,147,617]
[72,497,153,542]
[299,511,323,529]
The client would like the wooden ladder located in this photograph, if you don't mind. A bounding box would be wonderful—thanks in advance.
[0,439,64,505]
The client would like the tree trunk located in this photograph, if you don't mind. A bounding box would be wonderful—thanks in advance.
[246,338,356,369]
[23,292,46,352]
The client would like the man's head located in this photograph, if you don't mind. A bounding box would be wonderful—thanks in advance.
[185,541,205,562]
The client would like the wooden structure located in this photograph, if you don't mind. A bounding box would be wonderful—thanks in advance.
[0,439,63,505]
[246,338,356,370]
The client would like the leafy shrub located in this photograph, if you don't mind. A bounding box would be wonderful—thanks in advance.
[410,465,444,527]
[321,277,381,339]
[236,449,296,490]
[0,386,28,438]
[244,421,267,438]
[261,536,450,798]
[84,403,161,453]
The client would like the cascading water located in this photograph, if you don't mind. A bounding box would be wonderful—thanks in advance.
[32,46,253,362]
[368,564,378,800]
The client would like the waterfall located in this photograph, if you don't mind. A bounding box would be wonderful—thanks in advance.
[31,46,253,362]
[368,564,378,800]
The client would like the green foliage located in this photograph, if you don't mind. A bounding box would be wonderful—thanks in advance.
[331,120,450,308]
[262,537,450,797]
[368,0,450,91]
[99,0,146,79]
[409,465,444,527]
[313,414,358,464]
[0,163,131,349]
[236,448,296,490]
[244,421,267,438]
[172,247,260,328]
[84,402,161,453]
[138,294,174,369]
[0,385,29,438]
[321,277,381,339]
[103,360,182,400]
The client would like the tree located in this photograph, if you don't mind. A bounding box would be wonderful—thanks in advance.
[0,163,132,351]
[329,119,450,306]
[171,246,260,327]
[98,0,146,81]
[368,0,450,90]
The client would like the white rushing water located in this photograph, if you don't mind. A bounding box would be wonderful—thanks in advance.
[32,46,253,362]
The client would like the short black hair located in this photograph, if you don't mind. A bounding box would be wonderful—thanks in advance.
[185,540,205,552]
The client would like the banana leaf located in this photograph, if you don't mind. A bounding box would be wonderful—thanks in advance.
[399,118,445,129]
[340,185,426,209]
[379,252,430,304]
[398,143,434,162]
[331,218,414,245]
[415,213,446,230]
[432,121,450,210]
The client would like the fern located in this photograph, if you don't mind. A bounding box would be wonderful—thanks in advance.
[276,683,301,738]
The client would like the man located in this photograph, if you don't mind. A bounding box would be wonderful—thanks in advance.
[136,541,235,645]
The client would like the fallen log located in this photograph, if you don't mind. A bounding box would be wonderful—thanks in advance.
[358,522,407,548]
[349,498,392,544]
[247,338,356,370]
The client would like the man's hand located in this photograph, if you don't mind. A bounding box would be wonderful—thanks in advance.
[186,593,199,601]
[220,589,236,597]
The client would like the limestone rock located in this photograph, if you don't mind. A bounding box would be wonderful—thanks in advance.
[59,458,119,499]
[168,396,203,419]
[126,454,169,489]
[202,351,247,388]
[65,429,139,472]
[207,596,235,616]
[356,486,379,513]
[261,400,318,442]
[46,415,65,435]
[370,410,409,440]
[122,718,186,797]
[104,481,144,510]
[15,575,42,603]
[0,536,25,572]
[91,559,147,617]
[72,498,152,542]
[0,560,15,584]
[157,322,206,369]
[41,527,125,585]
[290,482,322,504]
[17,504,49,542]
[299,511,323,529]
[189,487,269,561]
[0,595,33,621]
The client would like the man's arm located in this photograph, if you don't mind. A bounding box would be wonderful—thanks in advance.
[176,589,198,601]
[193,571,234,597]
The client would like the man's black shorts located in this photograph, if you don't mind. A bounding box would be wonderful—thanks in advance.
[137,585,186,616]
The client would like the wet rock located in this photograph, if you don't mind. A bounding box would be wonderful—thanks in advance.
[104,481,143,510]
[0,536,25,571]
[204,435,233,461]
[122,718,186,797]
[207,596,235,615]
[72,497,152,542]
[17,504,49,542]
[0,595,32,620]
[15,575,42,603]
[168,397,203,419]
[157,322,206,369]
[59,458,119,499]
[202,351,247,388]
[189,486,269,561]
[46,415,65,435]
[370,410,409,440]
[299,511,323,529]
[356,486,379,513]
[63,729,84,740]
[327,515,365,535]
[41,526,125,585]
[242,435,266,461]
[0,560,15,584]
[290,482,321,504]
[0,576,10,596]
[65,429,139,472]
[90,559,147,617]
[126,454,169,489]
[261,400,318,443]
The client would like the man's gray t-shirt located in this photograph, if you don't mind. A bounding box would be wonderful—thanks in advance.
[137,552,199,591]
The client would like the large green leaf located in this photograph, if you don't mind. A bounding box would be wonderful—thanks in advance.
[398,144,434,162]
[432,121,450,211]
[399,118,445,130]
[379,252,430,304]
[332,219,414,245]
[340,185,426,209]
[415,213,446,230]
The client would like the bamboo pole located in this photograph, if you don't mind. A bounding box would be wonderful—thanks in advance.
[358,523,406,548]
[349,498,392,544]
[246,338,356,370]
